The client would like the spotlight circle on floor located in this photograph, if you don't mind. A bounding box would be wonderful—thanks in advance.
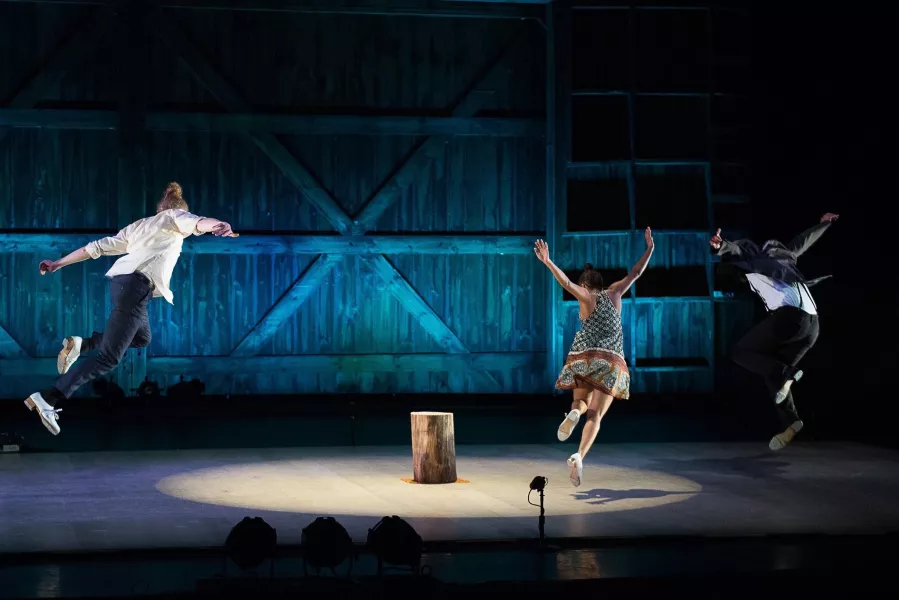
[157,453,701,516]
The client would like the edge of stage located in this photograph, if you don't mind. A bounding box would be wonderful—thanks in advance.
[2,393,898,597]
[3,534,897,599]
[2,391,893,454]
[2,442,899,560]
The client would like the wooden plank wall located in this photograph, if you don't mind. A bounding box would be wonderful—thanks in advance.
[554,3,753,395]
[0,1,548,397]
[0,0,753,400]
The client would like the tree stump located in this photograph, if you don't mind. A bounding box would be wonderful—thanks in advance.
[410,412,457,484]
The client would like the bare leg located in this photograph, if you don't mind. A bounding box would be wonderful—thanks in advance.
[572,386,589,413]
[578,390,614,459]
[557,385,590,442]
[567,388,614,487]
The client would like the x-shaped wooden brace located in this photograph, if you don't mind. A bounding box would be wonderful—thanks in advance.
[158,15,531,391]
[0,8,114,152]
[0,8,115,360]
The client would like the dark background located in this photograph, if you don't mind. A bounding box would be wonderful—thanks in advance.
[747,2,896,445]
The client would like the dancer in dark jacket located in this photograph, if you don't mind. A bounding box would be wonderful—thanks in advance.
[711,213,838,450]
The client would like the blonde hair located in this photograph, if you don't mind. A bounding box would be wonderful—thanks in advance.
[157,182,189,212]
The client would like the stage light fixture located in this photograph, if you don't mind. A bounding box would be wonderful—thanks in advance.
[527,476,557,552]
[529,476,548,491]
[136,378,161,401]
[367,515,423,575]
[167,375,206,399]
[301,516,354,576]
[224,516,278,574]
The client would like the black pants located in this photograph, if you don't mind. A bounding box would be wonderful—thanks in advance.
[732,306,819,429]
[44,273,153,406]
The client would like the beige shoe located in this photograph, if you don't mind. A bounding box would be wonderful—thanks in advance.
[567,453,583,487]
[57,336,83,375]
[769,420,803,451]
[775,370,803,404]
[557,409,581,442]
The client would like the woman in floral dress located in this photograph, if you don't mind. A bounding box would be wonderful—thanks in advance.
[534,227,654,486]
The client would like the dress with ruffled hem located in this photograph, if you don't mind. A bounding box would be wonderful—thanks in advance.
[555,290,630,400]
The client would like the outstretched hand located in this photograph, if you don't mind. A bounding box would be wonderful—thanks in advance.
[39,260,58,275]
[533,239,549,264]
[820,213,839,224]
[212,222,239,238]
[644,226,654,249]
[710,228,722,250]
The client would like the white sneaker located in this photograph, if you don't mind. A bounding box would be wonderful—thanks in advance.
[557,409,581,441]
[775,370,803,404]
[567,453,583,487]
[57,336,83,375]
[24,393,63,436]
[769,420,803,451]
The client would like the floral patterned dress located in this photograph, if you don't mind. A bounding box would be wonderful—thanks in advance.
[555,290,630,399]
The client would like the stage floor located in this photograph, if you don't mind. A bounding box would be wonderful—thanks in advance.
[2,442,899,554]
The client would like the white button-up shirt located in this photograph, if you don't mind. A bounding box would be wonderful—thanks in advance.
[84,209,205,304]
[745,273,817,315]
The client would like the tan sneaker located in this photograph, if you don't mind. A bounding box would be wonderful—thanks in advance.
[769,420,803,451]
[557,409,581,441]
[57,336,83,375]
[775,370,803,404]
[567,453,583,487]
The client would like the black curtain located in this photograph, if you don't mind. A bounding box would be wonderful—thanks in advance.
[749,3,898,445]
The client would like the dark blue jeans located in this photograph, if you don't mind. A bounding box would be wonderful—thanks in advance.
[44,273,153,406]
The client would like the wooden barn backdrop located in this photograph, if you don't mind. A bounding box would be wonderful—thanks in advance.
[0,0,753,399]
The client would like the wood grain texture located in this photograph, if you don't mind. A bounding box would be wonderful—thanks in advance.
[158,9,544,112]
[231,254,342,356]
[0,6,113,151]
[0,233,539,255]
[154,12,525,393]
[0,323,27,358]
[0,130,119,230]
[156,13,356,236]
[411,411,457,484]
[0,2,752,398]
[0,108,543,137]
[634,299,713,362]
[352,23,531,233]
[362,255,501,390]
[151,352,541,375]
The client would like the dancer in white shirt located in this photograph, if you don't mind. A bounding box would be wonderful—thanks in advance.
[711,213,838,450]
[25,183,239,435]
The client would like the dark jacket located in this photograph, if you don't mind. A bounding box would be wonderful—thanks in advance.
[715,222,832,287]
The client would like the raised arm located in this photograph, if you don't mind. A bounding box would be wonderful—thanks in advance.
[786,213,838,257]
[196,217,239,237]
[709,227,760,261]
[533,239,593,304]
[608,227,654,299]
[39,224,134,275]
[168,209,239,238]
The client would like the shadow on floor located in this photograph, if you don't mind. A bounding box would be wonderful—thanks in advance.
[570,488,695,505]
[647,453,791,482]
